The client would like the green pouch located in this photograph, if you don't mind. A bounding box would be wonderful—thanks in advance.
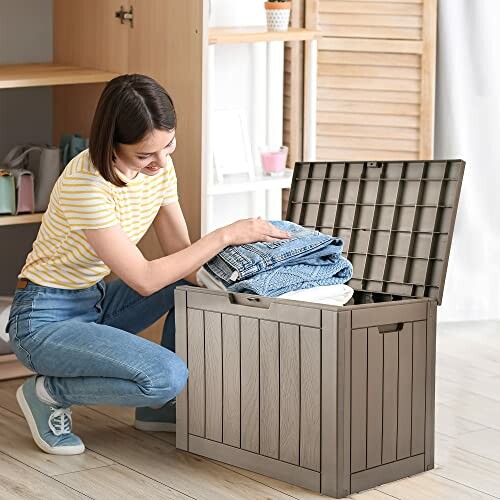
[0,171,16,215]
[60,134,89,169]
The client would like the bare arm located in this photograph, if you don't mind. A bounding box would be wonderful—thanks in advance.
[84,217,289,297]
[153,202,197,284]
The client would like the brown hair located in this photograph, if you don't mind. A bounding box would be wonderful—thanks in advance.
[89,74,176,187]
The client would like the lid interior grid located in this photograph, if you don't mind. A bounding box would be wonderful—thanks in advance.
[286,160,465,304]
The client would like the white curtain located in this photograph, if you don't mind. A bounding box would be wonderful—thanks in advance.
[435,0,500,322]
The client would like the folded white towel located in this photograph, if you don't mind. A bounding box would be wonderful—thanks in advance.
[197,268,353,306]
[278,284,353,306]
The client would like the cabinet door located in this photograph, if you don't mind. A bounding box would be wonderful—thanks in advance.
[52,0,130,142]
[53,0,129,73]
[129,0,206,242]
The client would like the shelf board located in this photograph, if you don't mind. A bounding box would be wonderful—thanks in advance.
[0,63,120,89]
[0,213,43,227]
[208,170,293,196]
[208,27,320,45]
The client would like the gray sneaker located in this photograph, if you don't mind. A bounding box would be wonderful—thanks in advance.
[16,376,85,455]
[134,399,176,432]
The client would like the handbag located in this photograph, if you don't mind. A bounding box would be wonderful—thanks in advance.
[0,297,13,355]
[0,171,16,215]
[61,134,89,168]
[2,145,61,212]
[10,168,35,214]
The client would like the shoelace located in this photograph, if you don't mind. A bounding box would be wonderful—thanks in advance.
[48,407,72,436]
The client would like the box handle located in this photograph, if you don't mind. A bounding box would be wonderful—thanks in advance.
[228,293,272,309]
[378,322,404,334]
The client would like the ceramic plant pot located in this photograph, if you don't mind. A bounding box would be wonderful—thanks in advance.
[265,1,291,32]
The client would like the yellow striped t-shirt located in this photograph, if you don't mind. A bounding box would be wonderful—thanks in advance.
[19,149,178,289]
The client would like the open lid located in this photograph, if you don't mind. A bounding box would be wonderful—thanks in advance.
[286,160,465,304]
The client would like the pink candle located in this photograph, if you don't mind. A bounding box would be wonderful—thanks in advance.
[260,146,288,175]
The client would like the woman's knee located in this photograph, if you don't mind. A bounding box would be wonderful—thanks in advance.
[140,351,188,405]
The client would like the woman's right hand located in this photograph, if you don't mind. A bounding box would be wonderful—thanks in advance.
[219,218,291,247]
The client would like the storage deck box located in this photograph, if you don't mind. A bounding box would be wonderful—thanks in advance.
[175,160,465,497]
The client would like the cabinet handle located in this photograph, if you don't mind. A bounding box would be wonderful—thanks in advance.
[115,5,134,28]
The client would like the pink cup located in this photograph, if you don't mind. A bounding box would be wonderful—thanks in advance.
[260,146,288,176]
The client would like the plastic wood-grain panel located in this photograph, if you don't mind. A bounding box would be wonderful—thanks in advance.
[411,320,427,455]
[351,328,368,473]
[241,317,260,453]
[222,314,241,448]
[382,329,398,464]
[366,326,383,468]
[260,320,280,459]
[300,326,321,471]
[187,309,205,437]
[205,311,223,442]
[397,323,413,459]
[279,323,301,465]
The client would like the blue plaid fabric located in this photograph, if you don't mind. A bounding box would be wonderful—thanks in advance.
[204,221,353,296]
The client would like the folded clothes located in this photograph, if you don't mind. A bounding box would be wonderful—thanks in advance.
[279,284,354,306]
[197,268,354,306]
[203,221,353,297]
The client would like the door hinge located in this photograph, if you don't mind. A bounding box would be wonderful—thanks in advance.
[115,5,134,28]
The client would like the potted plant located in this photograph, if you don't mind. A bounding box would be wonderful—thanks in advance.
[264,0,291,32]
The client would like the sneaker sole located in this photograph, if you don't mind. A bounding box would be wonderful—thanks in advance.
[16,386,85,456]
[134,420,176,432]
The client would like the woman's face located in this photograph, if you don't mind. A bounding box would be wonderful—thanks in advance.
[114,129,176,179]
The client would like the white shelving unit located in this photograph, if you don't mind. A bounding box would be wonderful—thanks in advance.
[202,26,319,235]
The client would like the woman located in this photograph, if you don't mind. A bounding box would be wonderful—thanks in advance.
[6,74,289,456]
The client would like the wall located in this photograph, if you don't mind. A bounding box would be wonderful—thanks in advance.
[0,0,53,295]
[434,0,500,322]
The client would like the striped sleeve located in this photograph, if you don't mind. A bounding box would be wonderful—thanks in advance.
[58,172,119,230]
[161,155,179,206]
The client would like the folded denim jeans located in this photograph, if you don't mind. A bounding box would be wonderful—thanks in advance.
[204,221,353,297]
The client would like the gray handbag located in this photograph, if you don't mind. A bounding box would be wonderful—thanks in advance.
[2,145,61,212]
[0,297,13,355]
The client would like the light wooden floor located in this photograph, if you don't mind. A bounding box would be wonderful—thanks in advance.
[0,320,498,499]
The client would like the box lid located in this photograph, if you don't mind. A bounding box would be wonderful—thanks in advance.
[286,160,465,304]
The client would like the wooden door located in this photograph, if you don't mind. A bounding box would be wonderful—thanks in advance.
[52,0,129,141]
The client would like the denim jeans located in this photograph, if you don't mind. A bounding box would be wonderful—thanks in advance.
[205,220,353,296]
[6,279,189,408]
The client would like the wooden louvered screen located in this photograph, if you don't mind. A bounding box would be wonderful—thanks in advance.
[316,0,437,161]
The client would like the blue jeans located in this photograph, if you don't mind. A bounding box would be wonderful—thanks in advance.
[6,279,189,408]
[205,220,353,296]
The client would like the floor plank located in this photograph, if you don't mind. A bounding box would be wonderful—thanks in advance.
[432,433,500,498]
[92,405,177,446]
[0,450,87,499]
[55,464,192,499]
[435,403,487,438]
[71,406,297,500]
[0,406,114,476]
[212,461,395,500]
[454,428,500,465]
[436,379,500,431]
[378,470,497,500]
